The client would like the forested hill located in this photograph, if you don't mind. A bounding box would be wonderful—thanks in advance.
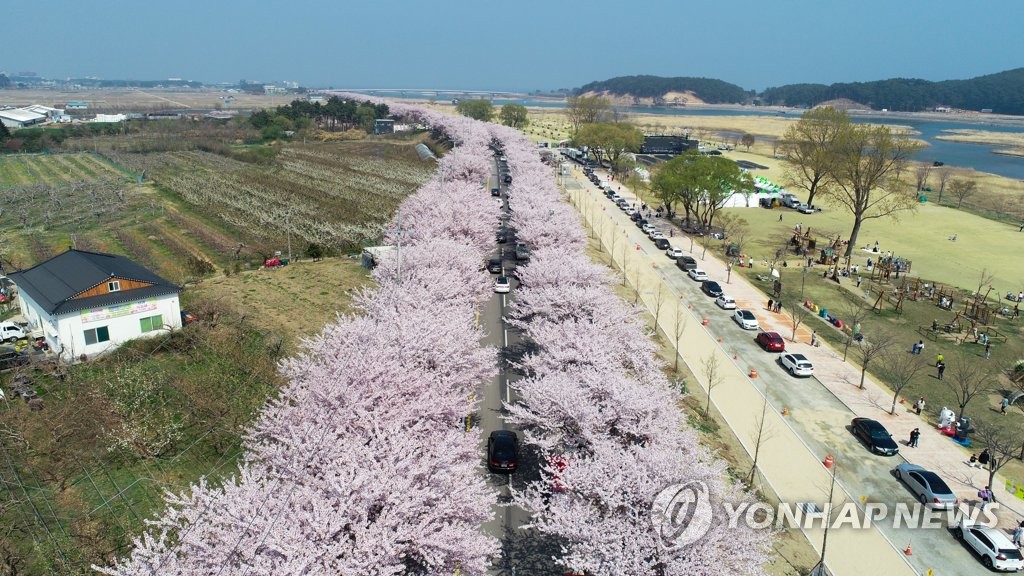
[576,75,751,104]
[760,68,1024,115]
[577,68,1024,115]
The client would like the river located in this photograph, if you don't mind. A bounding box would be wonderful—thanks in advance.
[357,90,1024,180]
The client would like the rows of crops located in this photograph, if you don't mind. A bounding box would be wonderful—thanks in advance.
[0,153,124,187]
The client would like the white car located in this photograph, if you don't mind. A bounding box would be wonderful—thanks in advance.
[715,295,737,310]
[796,203,816,214]
[667,247,684,259]
[687,268,708,282]
[0,322,26,343]
[955,519,1024,571]
[649,231,666,241]
[779,353,814,377]
[624,208,637,217]
[494,276,511,294]
[641,223,657,235]
[733,309,759,330]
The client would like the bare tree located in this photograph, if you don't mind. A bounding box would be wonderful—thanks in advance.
[971,420,1019,492]
[949,177,978,209]
[782,292,812,342]
[839,299,872,361]
[779,106,846,208]
[877,348,928,414]
[672,303,689,372]
[740,133,755,151]
[975,268,995,300]
[856,331,897,389]
[935,165,954,204]
[564,95,611,137]
[942,354,995,423]
[702,353,723,418]
[748,396,776,484]
[914,164,932,192]
[651,286,668,330]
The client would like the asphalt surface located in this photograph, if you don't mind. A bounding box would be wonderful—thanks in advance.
[576,165,994,576]
[479,154,563,576]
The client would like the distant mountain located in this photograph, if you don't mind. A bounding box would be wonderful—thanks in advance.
[577,69,1024,115]
[576,75,751,105]
[761,68,1024,115]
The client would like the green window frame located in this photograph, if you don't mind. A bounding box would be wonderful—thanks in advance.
[84,326,110,345]
[139,315,164,333]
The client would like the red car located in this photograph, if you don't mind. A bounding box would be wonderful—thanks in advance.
[755,331,786,352]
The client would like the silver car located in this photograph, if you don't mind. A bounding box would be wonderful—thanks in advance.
[893,463,958,509]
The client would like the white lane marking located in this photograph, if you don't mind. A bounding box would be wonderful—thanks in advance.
[505,379,511,404]
[503,329,508,347]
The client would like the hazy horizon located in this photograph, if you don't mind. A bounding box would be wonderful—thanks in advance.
[3,1,1022,92]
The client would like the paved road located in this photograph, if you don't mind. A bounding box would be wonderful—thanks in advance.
[479,154,562,575]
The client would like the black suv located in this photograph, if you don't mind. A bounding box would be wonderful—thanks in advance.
[487,258,503,274]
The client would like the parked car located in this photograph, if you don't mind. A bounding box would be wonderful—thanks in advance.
[631,212,644,222]
[635,218,648,229]
[796,203,816,214]
[779,353,814,377]
[701,281,723,297]
[687,268,708,281]
[641,224,657,235]
[850,417,899,456]
[715,295,737,309]
[650,232,666,242]
[496,229,508,244]
[893,463,958,509]
[491,187,501,197]
[487,430,519,473]
[653,238,670,250]
[503,174,512,184]
[487,258,503,274]
[955,518,1024,571]
[0,321,26,343]
[0,345,29,371]
[667,247,684,259]
[676,256,698,272]
[733,309,759,330]
[494,276,511,294]
[755,331,786,352]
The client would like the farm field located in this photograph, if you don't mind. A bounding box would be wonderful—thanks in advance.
[0,136,430,574]
[0,88,299,113]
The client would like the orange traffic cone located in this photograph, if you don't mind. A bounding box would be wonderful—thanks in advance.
[904,543,912,556]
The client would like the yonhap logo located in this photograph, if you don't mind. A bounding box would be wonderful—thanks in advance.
[651,481,713,549]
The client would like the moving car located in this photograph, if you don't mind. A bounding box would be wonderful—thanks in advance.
[701,280,723,297]
[755,331,786,352]
[850,417,899,456]
[715,295,737,309]
[779,353,814,377]
[955,519,1024,571]
[893,463,958,509]
[732,309,759,330]
[491,187,501,197]
[687,268,708,281]
[487,258,503,274]
[676,256,698,272]
[493,276,511,294]
[487,430,519,473]
[496,229,507,244]
[667,247,684,259]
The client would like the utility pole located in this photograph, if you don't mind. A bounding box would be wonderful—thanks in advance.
[812,460,838,576]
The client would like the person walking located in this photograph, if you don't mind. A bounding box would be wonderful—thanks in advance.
[915,340,925,355]
[978,485,994,510]
[1001,397,1010,414]
[915,396,925,415]
[979,449,991,469]
[748,257,754,268]
[856,275,862,288]
[767,298,773,311]
[985,342,991,360]
[811,331,818,347]
[909,428,920,448]
[1014,521,1024,547]
[779,213,783,222]
[775,301,783,313]
[937,361,946,380]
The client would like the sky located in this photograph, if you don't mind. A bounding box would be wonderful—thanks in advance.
[4,1,1023,92]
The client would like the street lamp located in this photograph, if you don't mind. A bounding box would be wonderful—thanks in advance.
[801,266,809,301]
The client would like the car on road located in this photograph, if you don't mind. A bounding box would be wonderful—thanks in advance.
[653,238,670,250]
[496,229,507,244]
[755,331,786,352]
[494,276,511,294]
[650,232,666,242]
[487,258,503,274]
[0,345,30,371]
[779,352,814,377]
[715,295,737,309]
[667,247,684,259]
[487,430,519,473]
[0,322,25,343]
[850,417,899,456]
[687,268,708,281]
[701,281,723,297]
[631,212,643,222]
[733,309,759,330]
[676,256,698,272]
[954,519,1024,571]
[514,243,530,261]
[624,208,637,217]
[641,224,657,235]
[893,463,958,509]
[491,187,501,197]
